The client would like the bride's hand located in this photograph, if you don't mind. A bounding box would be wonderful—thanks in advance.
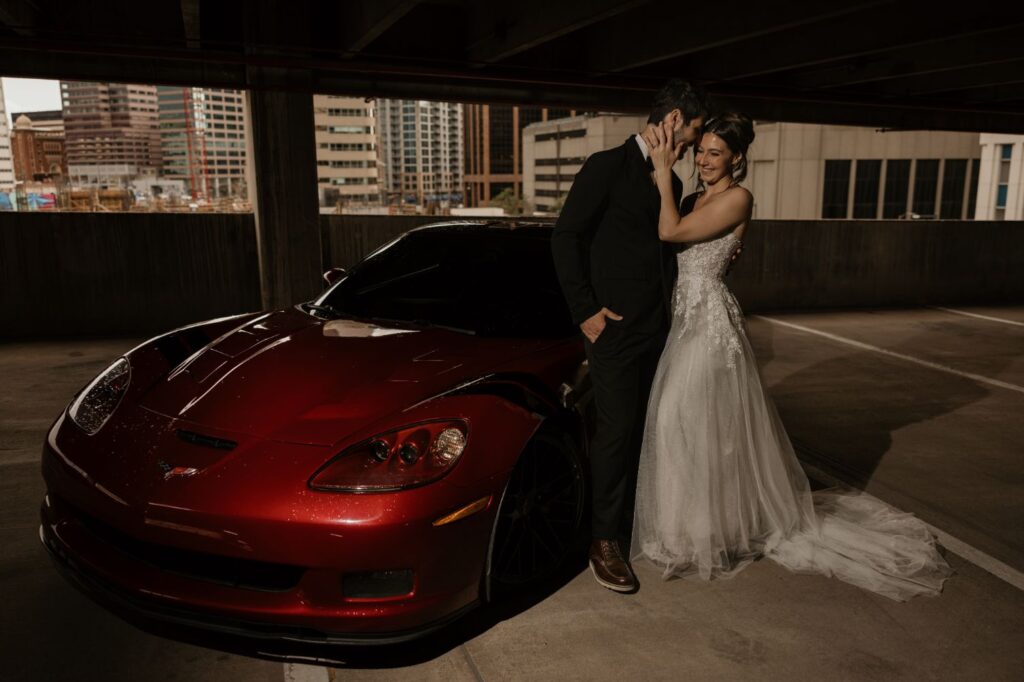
[649,121,683,174]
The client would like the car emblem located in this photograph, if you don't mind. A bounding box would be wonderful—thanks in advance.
[157,460,199,480]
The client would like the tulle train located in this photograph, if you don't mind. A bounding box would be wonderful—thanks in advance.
[629,282,952,601]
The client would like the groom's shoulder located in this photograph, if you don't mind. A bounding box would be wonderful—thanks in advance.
[578,141,629,178]
[586,143,625,166]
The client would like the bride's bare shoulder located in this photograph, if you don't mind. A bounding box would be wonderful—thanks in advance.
[721,185,753,206]
[690,186,752,212]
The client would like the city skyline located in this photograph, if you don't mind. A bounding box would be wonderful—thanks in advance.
[2,76,1019,220]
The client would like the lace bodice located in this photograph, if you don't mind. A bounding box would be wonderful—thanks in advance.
[677,230,741,282]
[672,231,745,366]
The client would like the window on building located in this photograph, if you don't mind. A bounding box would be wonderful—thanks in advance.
[329,125,372,134]
[822,160,851,219]
[912,160,939,216]
[939,159,967,219]
[881,159,911,219]
[537,157,585,166]
[966,158,981,219]
[995,144,1012,220]
[996,184,1008,208]
[852,159,882,219]
[489,182,512,201]
[489,106,514,175]
[535,128,587,142]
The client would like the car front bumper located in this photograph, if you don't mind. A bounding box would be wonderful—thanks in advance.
[40,416,505,642]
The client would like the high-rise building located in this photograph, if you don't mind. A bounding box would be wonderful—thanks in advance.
[314,95,380,208]
[157,86,248,199]
[377,99,463,206]
[463,105,576,208]
[11,114,67,182]
[975,135,1023,221]
[60,81,161,187]
[0,81,15,192]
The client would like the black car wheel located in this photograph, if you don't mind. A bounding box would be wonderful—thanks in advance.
[487,426,586,595]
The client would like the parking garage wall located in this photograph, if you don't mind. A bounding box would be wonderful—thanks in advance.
[731,219,1023,310]
[1,212,261,338]
[323,215,1024,312]
[3,214,1021,338]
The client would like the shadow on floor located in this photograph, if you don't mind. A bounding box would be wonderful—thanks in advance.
[754,324,998,485]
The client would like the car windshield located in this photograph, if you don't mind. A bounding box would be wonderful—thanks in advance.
[317,226,576,338]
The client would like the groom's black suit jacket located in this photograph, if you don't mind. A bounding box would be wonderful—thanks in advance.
[551,137,684,341]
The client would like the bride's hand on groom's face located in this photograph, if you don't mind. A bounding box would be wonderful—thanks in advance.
[650,121,683,171]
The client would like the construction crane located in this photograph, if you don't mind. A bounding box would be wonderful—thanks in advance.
[181,87,212,200]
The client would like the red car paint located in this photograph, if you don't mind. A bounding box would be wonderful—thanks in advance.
[41,304,586,642]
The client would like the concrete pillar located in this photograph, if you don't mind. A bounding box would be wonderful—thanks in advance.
[243,0,322,311]
[245,86,322,310]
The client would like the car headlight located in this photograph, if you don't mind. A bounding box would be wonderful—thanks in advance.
[309,420,468,493]
[68,357,131,435]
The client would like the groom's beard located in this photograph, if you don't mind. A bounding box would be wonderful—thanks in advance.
[669,131,690,156]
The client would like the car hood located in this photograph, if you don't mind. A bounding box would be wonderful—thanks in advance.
[139,308,550,445]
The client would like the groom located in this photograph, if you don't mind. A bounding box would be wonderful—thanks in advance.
[551,80,711,592]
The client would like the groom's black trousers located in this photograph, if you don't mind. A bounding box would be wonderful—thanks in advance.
[584,325,668,544]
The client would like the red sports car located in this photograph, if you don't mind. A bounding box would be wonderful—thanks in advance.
[40,221,592,645]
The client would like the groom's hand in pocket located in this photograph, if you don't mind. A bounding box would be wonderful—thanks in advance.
[581,307,624,343]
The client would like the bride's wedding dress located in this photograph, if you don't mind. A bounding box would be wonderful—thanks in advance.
[629,229,952,601]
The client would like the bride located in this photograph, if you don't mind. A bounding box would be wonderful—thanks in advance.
[630,113,952,601]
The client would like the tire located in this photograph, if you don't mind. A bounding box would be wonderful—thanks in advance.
[486,426,586,598]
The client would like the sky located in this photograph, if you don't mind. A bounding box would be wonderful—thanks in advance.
[1,77,62,126]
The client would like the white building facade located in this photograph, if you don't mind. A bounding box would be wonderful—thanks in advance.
[0,80,16,192]
[524,114,646,214]
[975,134,1023,220]
[744,123,982,220]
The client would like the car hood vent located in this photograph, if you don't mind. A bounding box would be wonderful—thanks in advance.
[177,429,237,451]
[140,308,560,445]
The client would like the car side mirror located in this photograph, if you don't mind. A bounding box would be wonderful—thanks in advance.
[323,267,347,287]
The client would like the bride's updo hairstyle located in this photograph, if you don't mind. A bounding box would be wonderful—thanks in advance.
[703,112,755,183]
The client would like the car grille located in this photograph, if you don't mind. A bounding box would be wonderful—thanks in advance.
[61,496,303,592]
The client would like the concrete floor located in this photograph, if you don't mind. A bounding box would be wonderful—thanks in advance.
[2,306,1023,681]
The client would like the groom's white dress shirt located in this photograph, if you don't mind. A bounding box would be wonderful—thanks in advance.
[634,133,650,161]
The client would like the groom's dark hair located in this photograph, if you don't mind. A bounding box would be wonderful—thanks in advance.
[647,79,711,125]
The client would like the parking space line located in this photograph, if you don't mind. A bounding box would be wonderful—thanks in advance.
[801,461,1024,592]
[753,315,1024,395]
[282,662,330,682]
[929,306,1024,328]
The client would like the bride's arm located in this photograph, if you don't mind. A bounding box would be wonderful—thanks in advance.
[648,121,752,243]
[654,175,752,243]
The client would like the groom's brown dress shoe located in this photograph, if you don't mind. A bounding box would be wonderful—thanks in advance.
[588,539,637,592]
